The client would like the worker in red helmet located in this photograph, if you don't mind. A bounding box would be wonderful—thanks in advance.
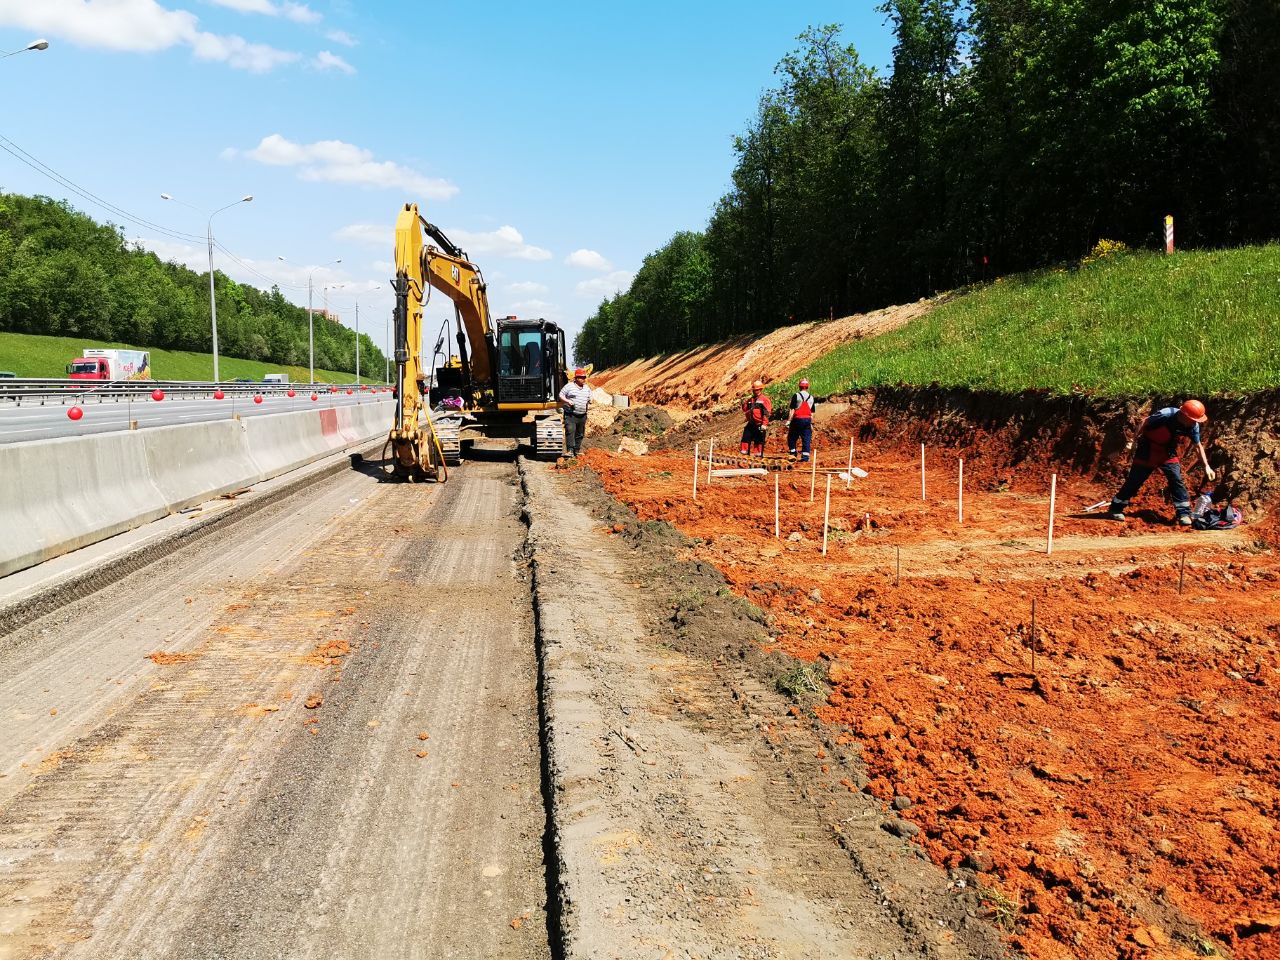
[787,378,818,462]
[558,367,592,457]
[1108,399,1215,525]
[740,379,772,457]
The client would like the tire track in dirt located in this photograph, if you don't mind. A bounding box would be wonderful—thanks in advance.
[0,459,549,960]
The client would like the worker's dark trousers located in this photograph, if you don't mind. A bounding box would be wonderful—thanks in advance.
[740,423,767,456]
[787,418,812,461]
[1110,461,1191,517]
[563,411,587,456]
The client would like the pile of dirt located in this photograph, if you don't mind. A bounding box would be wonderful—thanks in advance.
[590,298,939,410]
[581,446,1280,960]
[582,404,674,452]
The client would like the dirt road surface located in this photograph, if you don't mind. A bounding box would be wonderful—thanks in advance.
[0,459,549,960]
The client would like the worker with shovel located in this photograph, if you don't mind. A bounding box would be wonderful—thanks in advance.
[740,380,772,458]
[1108,400,1216,525]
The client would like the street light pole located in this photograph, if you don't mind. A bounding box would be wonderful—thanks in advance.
[355,297,360,384]
[162,193,252,383]
[307,261,342,383]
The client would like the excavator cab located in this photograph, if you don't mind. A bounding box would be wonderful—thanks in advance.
[495,318,566,405]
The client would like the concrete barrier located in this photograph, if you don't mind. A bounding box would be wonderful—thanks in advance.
[0,431,167,578]
[0,400,394,580]
[142,419,260,511]
[243,408,336,479]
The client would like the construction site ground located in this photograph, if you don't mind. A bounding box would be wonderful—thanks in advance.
[0,457,549,960]
[577,422,1280,960]
[0,445,1014,960]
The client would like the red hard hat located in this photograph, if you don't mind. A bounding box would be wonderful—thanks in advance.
[798,378,810,388]
[1179,399,1208,423]
[574,368,587,377]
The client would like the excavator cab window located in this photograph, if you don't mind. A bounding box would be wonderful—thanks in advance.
[497,326,551,403]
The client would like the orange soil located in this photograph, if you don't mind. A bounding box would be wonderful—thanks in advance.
[583,443,1280,960]
[590,299,936,409]
[145,651,201,665]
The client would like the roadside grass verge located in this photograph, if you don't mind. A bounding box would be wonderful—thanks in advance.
[777,244,1280,401]
[0,331,383,384]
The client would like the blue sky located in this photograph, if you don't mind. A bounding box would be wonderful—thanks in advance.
[0,1,894,358]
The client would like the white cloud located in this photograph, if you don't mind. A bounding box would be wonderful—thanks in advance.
[0,0,300,72]
[325,28,356,46]
[334,223,389,245]
[369,259,393,273]
[207,0,319,23]
[508,280,548,295]
[233,134,459,198]
[313,49,355,74]
[508,298,560,319]
[564,248,612,272]
[449,224,551,261]
[575,271,634,298]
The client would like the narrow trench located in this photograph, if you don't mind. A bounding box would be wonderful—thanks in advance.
[517,458,569,960]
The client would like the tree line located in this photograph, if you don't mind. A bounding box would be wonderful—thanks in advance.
[574,0,1279,368]
[0,192,385,377]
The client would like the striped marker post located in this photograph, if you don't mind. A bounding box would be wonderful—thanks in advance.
[920,443,927,501]
[809,450,817,503]
[706,438,714,486]
[958,457,964,524]
[1164,215,1175,255]
[846,437,855,489]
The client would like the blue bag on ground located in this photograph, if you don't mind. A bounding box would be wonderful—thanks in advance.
[1192,505,1242,530]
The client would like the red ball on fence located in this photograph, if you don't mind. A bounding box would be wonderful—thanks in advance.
[253,395,264,404]
[346,388,354,395]
[67,406,84,421]
[151,389,165,401]
[287,389,296,398]
[310,393,318,402]
[214,389,225,400]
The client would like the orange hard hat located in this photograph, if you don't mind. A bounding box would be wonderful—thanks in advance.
[574,368,587,378]
[1179,399,1208,423]
[751,379,764,390]
[798,378,810,388]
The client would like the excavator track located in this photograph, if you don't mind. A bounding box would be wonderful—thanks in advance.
[534,416,565,461]
[432,411,463,466]
[706,451,800,472]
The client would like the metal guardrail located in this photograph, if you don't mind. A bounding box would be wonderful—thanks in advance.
[0,379,390,405]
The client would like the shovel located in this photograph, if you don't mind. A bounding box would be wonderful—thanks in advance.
[1081,500,1110,514]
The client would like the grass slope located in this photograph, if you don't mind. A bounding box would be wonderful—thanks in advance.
[783,244,1280,400]
[0,332,384,384]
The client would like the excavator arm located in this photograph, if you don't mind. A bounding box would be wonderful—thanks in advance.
[389,202,449,480]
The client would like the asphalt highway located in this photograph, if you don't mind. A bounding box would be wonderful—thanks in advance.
[0,391,388,443]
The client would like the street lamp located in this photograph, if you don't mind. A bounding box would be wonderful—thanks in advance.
[161,192,253,382]
[308,261,342,383]
[2,39,49,59]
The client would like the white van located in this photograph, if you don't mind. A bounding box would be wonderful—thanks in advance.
[263,373,289,384]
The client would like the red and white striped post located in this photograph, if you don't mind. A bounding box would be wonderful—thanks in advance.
[1164,215,1175,255]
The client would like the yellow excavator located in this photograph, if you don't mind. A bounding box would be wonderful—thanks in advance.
[387,202,569,480]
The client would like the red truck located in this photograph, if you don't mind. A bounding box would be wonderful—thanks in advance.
[67,349,151,381]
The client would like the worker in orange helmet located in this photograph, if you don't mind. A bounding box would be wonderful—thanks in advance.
[1108,399,1216,525]
[740,379,772,457]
